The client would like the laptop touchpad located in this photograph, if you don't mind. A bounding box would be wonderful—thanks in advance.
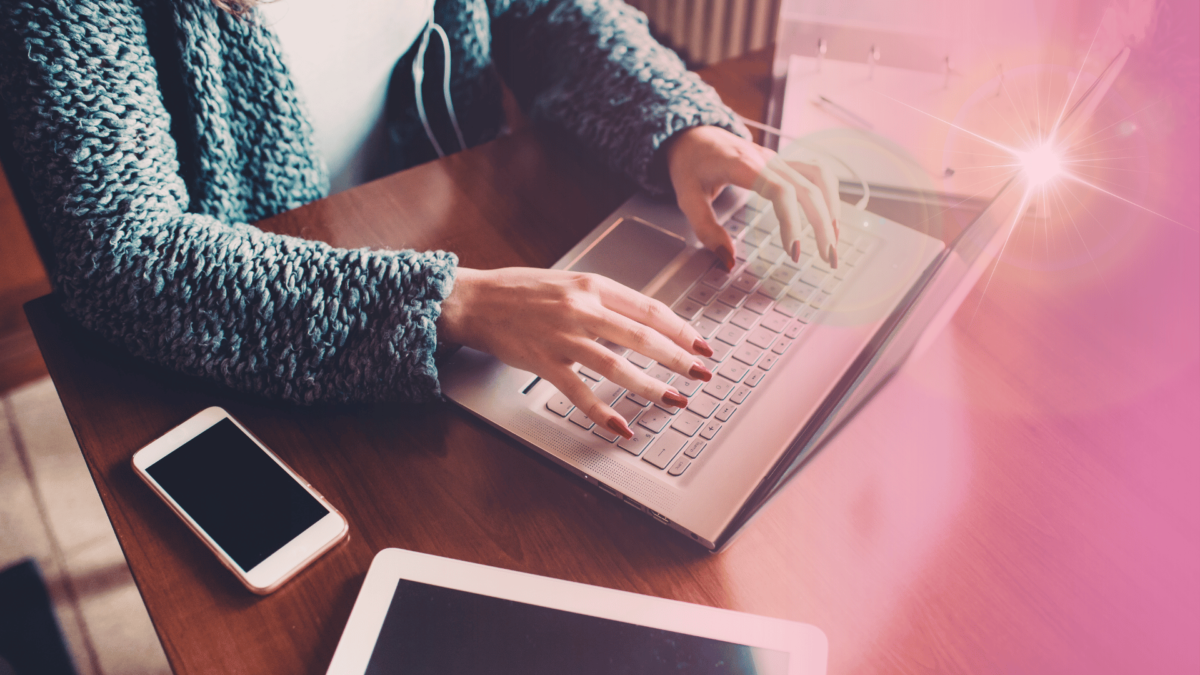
[566,219,688,292]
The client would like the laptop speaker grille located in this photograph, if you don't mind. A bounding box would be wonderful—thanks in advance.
[512,412,681,515]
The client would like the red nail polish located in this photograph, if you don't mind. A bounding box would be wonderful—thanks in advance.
[693,338,714,358]
[790,240,801,262]
[829,245,839,269]
[607,417,633,440]
[688,362,713,382]
[718,247,736,271]
[662,390,688,408]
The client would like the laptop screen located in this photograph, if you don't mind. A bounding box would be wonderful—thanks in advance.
[717,48,1131,549]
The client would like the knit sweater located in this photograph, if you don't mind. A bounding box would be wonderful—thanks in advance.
[0,0,743,404]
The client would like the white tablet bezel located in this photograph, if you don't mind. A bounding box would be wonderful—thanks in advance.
[327,548,827,674]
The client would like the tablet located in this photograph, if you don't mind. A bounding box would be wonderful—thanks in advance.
[327,549,827,675]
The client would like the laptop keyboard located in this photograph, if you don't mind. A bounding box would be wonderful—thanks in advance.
[544,198,877,478]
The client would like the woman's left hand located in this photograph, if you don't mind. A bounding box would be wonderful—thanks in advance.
[664,125,842,269]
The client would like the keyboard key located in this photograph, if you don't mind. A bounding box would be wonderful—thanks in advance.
[667,456,692,477]
[718,361,749,383]
[798,306,818,323]
[687,394,719,418]
[691,316,720,339]
[799,267,829,288]
[546,392,574,417]
[717,287,748,307]
[746,259,773,278]
[788,283,817,303]
[579,365,604,381]
[811,291,833,309]
[723,219,748,237]
[688,285,718,305]
[743,228,770,247]
[700,421,723,440]
[683,438,707,458]
[844,248,864,266]
[732,344,764,366]
[743,294,773,314]
[674,297,704,320]
[626,391,653,407]
[757,279,788,300]
[703,379,734,401]
[760,313,790,333]
[730,308,759,331]
[703,302,735,323]
[671,411,706,437]
[758,352,780,370]
[594,380,626,405]
[770,266,797,285]
[758,244,787,265]
[715,324,746,346]
[701,265,737,290]
[746,327,776,350]
[731,272,759,293]
[617,427,654,455]
[647,364,675,384]
[626,351,653,369]
[771,339,791,355]
[744,369,765,387]
[715,401,737,422]
[731,384,752,404]
[569,408,595,430]
[783,322,805,339]
[593,426,619,442]
[644,431,688,469]
[773,296,805,317]
[674,377,703,397]
[729,205,755,224]
[637,408,673,433]
[613,398,644,425]
[709,341,733,362]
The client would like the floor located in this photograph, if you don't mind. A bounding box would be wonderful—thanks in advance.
[1,376,171,675]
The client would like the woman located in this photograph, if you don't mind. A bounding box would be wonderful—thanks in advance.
[0,0,837,439]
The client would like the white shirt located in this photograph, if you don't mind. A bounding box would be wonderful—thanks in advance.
[260,0,431,194]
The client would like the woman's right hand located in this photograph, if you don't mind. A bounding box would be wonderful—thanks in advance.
[435,267,715,439]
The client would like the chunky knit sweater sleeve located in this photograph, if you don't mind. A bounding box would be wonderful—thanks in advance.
[0,1,456,405]
[489,0,750,195]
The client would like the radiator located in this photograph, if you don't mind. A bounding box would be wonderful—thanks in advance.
[625,0,781,66]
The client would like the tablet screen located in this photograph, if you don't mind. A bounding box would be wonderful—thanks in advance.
[364,579,789,675]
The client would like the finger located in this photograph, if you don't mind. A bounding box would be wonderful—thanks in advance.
[593,279,714,358]
[548,367,633,439]
[573,339,689,410]
[584,308,714,382]
[755,164,808,264]
[676,184,736,271]
[769,157,835,265]
[787,158,842,239]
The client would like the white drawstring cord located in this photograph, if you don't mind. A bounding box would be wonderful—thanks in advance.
[736,114,871,211]
[413,2,465,158]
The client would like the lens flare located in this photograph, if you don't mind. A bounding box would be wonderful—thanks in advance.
[1017,143,1064,187]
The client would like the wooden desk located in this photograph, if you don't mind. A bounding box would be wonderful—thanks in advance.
[26,51,1199,674]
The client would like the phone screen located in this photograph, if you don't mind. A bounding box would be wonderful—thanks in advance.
[145,418,329,571]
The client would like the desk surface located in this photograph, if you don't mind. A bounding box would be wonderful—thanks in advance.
[26,50,1199,675]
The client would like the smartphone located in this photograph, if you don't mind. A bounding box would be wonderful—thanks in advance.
[132,407,348,594]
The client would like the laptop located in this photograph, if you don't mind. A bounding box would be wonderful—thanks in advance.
[440,47,1129,551]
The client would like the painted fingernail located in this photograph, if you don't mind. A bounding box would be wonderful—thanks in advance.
[607,417,634,440]
[829,245,839,269]
[688,362,713,382]
[833,219,840,240]
[692,338,714,357]
[790,240,801,263]
[662,389,689,408]
[718,246,736,271]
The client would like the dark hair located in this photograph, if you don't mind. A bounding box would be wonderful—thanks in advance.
[212,0,261,16]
